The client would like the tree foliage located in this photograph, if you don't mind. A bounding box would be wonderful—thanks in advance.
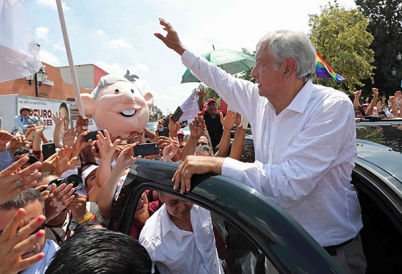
[197,48,255,105]
[355,0,402,95]
[309,0,375,93]
[149,105,163,121]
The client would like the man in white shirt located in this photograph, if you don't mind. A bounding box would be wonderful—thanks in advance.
[139,193,223,274]
[155,18,366,273]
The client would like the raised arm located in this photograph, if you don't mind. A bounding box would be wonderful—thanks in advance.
[215,111,236,157]
[98,144,140,219]
[353,90,362,106]
[52,112,64,148]
[90,130,120,203]
[180,116,204,160]
[366,88,379,116]
[197,89,207,111]
[229,114,247,160]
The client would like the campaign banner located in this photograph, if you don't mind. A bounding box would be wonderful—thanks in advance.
[16,97,71,140]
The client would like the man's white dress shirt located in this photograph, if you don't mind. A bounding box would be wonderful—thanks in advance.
[139,204,223,274]
[181,49,363,247]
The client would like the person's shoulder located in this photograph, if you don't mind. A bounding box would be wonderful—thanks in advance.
[313,84,351,102]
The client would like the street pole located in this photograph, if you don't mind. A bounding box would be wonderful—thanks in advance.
[34,72,38,97]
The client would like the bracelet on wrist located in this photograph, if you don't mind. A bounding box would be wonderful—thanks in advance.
[78,213,94,225]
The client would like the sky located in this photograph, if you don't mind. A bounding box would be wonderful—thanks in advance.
[23,0,356,116]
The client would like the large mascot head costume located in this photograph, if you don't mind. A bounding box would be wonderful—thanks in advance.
[81,71,153,138]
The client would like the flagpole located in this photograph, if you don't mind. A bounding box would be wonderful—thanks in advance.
[55,0,85,116]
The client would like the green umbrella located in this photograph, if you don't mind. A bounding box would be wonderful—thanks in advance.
[181,49,256,83]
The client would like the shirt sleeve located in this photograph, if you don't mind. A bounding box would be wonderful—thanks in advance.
[181,50,260,125]
[222,97,356,208]
[14,116,27,130]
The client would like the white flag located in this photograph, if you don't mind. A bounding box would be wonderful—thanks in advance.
[180,89,199,122]
[0,0,41,83]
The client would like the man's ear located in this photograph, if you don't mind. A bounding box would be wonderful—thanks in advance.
[143,92,154,109]
[284,58,296,79]
[81,94,96,115]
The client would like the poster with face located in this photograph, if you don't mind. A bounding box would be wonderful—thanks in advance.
[16,97,71,140]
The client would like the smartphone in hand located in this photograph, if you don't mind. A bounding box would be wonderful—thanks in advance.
[157,127,169,137]
[42,143,56,160]
[171,106,183,123]
[163,106,184,127]
[134,143,159,157]
[84,130,105,142]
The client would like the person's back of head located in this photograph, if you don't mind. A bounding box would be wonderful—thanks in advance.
[256,29,316,82]
[45,229,152,274]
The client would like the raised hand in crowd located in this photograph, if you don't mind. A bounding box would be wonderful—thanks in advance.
[90,130,120,203]
[0,156,41,205]
[389,96,400,117]
[0,129,14,149]
[215,110,236,157]
[52,112,64,148]
[181,116,206,160]
[353,90,362,107]
[75,115,89,135]
[229,113,248,160]
[366,87,379,116]
[197,88,207,110]
[43,183,75,221]
[157,136,173,155]
[98,143,141,219]
[54,146,78,177]
[0,208,46,274]
[67,193,90,223]
[10,135,30,153]
[70,130,94,164]
[63,128,77,147]
[38,154,57,173]
[32,122,46,160]
[220,110,236,130]
[167,115,180,139]
[162,137,180,162]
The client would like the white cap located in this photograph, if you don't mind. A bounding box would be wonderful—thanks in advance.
[61,168,78,178]
[81,165,98,186]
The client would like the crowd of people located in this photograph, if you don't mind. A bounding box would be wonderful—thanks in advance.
[0,17,378,274]
[0,86,252,273]
[353,88,402,120]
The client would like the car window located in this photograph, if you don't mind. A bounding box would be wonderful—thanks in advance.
[356,121,402,153]
[129,189,279,274]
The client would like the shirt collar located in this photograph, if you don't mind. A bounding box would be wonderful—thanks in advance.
[286,80,315,114]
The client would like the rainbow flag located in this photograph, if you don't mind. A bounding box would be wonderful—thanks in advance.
[316,52,346,81]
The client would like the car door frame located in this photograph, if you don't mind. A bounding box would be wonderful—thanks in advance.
[109,159,344,274]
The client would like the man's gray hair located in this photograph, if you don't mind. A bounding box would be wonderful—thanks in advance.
[0,188,44,212]
[256,30,316,82]
[194,145,214,156]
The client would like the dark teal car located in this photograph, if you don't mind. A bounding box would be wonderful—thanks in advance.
[109,121,402,273]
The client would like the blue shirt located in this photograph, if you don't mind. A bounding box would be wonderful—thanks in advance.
[0,148,13,171]
[14,115,41,134]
